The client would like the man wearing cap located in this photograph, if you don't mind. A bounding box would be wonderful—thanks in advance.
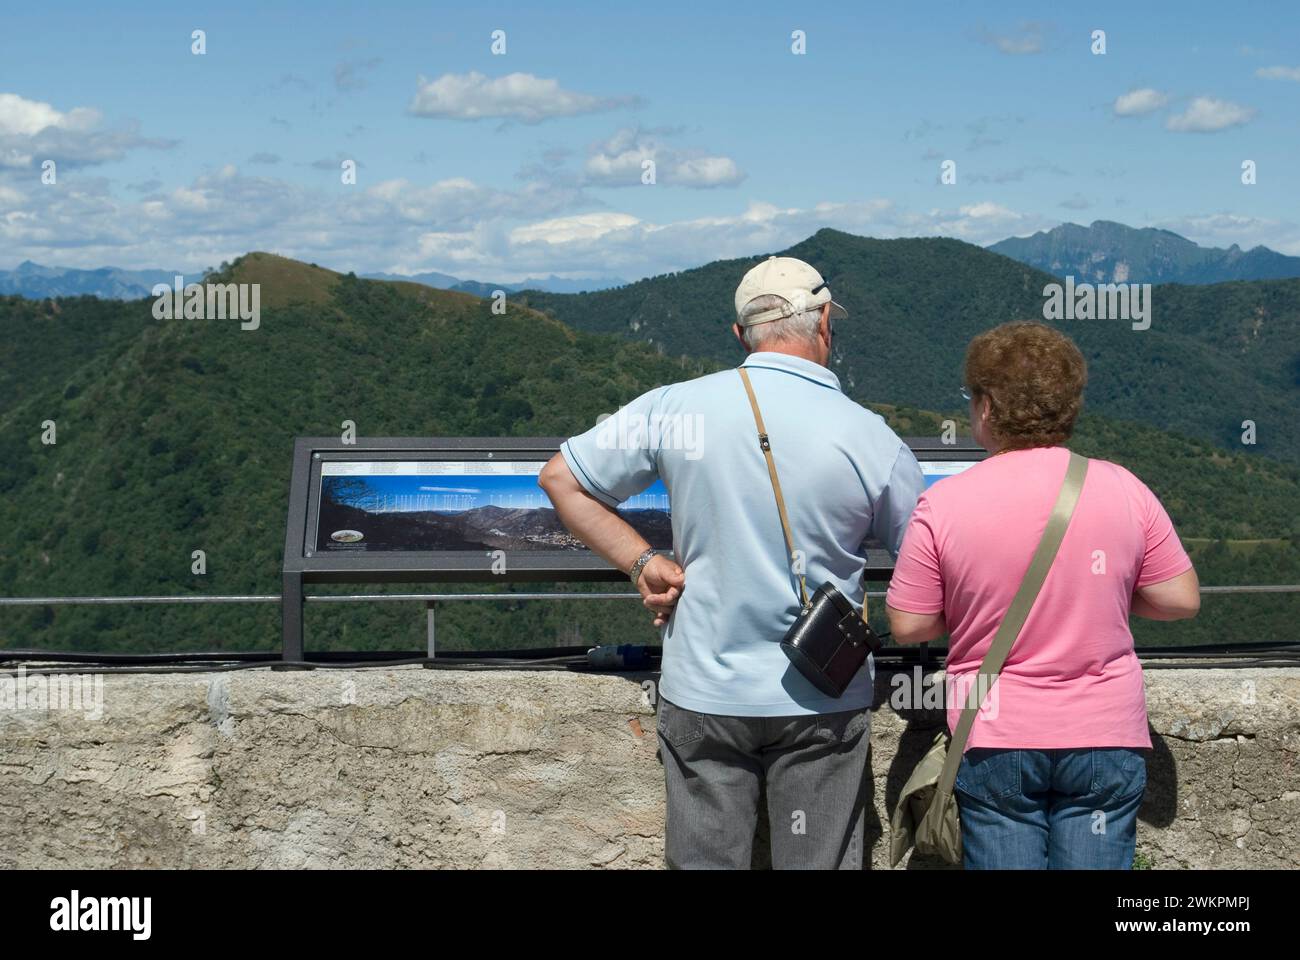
[539,256,925,869]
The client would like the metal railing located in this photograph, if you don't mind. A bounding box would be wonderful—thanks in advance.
[0,590,651,661]
[2,586,1298,663]
[6,584,1295,608]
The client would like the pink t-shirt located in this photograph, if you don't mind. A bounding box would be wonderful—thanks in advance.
[886,446,1192,750]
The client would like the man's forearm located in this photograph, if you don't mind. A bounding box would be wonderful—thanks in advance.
[554,488,651,574]
[539,455,650,574]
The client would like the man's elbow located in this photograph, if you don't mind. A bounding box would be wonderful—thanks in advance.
[538,453,570,496]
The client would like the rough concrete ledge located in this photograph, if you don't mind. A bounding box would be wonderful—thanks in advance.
[0,666,1296,869]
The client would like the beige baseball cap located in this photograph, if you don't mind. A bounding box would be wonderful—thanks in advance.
[733,255,848,328]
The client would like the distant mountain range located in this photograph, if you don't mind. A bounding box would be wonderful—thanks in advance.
[988,221,1300,285]
[0,261,182,300]
[0,260,625,300]
[361,270,627,296]
[8,219,1296,301]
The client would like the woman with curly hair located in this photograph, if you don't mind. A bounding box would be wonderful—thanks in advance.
[886,321,1200,870]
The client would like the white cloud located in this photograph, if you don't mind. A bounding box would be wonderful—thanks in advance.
[0,148,1059,283]
[1165,96,1256,132]
[511,212,641,246]
[408,72,635,123]
[0,93,98,136]
[0,159,601,276]
[1256,65,1300,81]
[412,229,487,266]
[584,128,653,181]
[583,127,744,189]
[1156,212,1300,257]
[0,92,173,169]
[365,175,584,227]
[1113,88,1169,117]
[668,155,743,188]
[958,201,1021,221]
[2,136,1295,281]
[496,198,1044,279]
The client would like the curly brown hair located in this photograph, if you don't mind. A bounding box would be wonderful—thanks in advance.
[963,321,1088,450]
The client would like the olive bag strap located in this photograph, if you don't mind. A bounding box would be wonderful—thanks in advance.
[738,367,810,609]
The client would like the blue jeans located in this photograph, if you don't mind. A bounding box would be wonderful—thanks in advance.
[954,747,1147,869]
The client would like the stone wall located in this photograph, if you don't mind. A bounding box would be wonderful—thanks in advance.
[1,665,1296,868]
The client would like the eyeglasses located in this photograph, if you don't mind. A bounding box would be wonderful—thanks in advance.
[959,385,973,401]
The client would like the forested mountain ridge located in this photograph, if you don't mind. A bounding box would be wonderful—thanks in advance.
[518,228,1300,463]
[0,249,1294,652]
[0,255,708,651]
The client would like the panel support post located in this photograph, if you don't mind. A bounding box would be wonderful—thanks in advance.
[280,572,305,666]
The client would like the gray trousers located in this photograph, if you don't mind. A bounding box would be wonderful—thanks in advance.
[656,697,871,869]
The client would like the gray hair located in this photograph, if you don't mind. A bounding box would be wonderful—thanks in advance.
[737,294,823,350]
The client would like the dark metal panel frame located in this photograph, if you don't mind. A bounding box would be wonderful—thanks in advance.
[284,437,628,583]
[280,435,987,657]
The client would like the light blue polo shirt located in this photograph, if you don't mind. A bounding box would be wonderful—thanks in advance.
[560,351,925,717]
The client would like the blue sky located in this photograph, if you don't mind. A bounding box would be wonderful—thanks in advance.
[325,472,669,512]
[2,0,1296,279]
